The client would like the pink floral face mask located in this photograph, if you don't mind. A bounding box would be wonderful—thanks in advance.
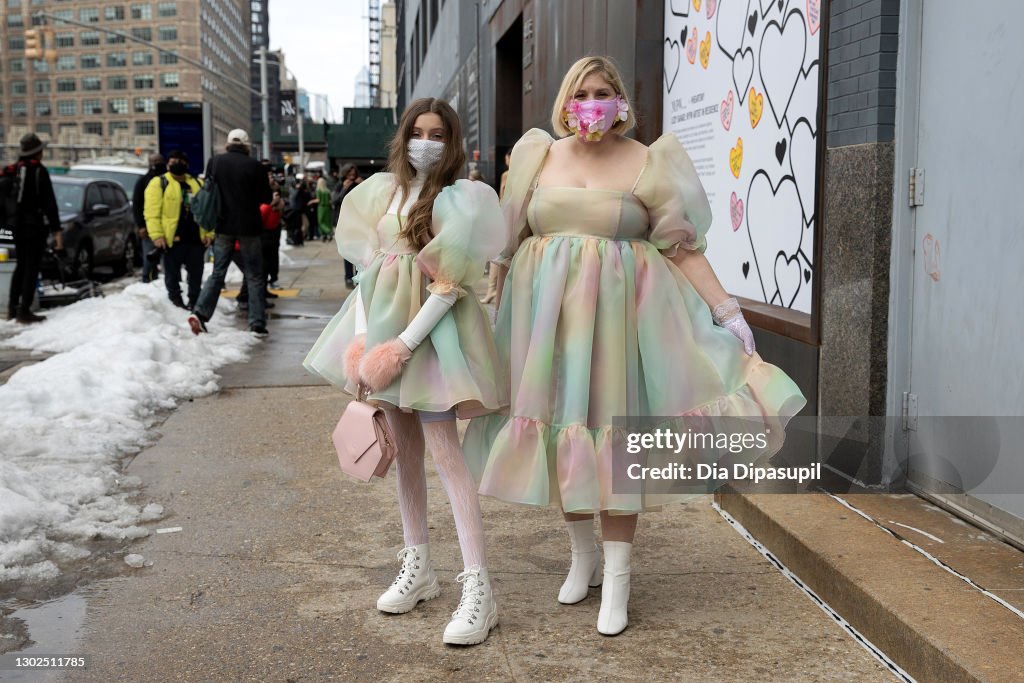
[564,96,629,142]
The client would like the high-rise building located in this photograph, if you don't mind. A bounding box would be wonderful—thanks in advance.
[353,66,372,108]
[0,0,252,165]
[249,0,280,137]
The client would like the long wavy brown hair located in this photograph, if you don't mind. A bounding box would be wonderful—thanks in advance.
[387,98,466,250]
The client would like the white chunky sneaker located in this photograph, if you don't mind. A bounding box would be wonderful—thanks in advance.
[558,519,603,604]
[376,544,440,614]
[442,566,498,645]
[597,541,632,636]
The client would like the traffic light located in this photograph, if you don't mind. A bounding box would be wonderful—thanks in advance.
[24,29,42,59]
[44,30,56,63]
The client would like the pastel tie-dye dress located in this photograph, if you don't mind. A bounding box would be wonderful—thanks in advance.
[463,128,806,514]
[304,173,509,418]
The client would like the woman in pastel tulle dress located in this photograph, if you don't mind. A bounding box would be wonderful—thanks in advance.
[304,98,507,646]
[463,57,806,635]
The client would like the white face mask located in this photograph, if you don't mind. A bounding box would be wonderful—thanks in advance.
[407,138,445,175]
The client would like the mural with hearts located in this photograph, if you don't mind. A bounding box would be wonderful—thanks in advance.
[663,0,821,314]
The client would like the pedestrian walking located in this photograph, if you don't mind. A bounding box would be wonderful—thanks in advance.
[284,177,308,246]
[315,177,333,240]
[303,177,319,242]
[261,190,285,289]
[188,129,273,336]
[304,98,506,646]
[143,150,212,310]
[2,133,63,323]
[133,153,166,283]
[464,57,806,635]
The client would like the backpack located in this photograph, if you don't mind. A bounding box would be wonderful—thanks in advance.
[190,158,220,231]
[0,164,40,232]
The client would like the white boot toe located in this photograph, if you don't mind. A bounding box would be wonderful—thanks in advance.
[376,544,441,614]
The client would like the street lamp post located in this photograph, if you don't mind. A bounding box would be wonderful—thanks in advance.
[259,47,271,161]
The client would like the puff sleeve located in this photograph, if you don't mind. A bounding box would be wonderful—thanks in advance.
[633,134,713,256]
[334,171,394,269]
[495,128,554,265]
[415,178,505,299]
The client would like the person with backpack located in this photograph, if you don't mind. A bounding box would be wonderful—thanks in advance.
[133,153,166,283]
[3,133,63,324]
[143,150,212,310]
[188,129,273,336]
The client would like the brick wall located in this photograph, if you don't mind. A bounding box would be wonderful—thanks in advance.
[826,0,900,146]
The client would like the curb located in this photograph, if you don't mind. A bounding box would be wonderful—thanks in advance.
[714,490,1024,683]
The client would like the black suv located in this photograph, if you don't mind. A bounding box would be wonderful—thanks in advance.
[43,177,137,279]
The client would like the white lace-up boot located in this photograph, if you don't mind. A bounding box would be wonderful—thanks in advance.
[442,566,498,645]
[597,541,632,635]
[376,544,440,614]
[558,519,603,604]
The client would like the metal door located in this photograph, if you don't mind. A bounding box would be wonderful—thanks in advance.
[896,0,1024,545]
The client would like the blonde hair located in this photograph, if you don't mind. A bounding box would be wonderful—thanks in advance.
[316,177,328,192]
[551,56,636,137]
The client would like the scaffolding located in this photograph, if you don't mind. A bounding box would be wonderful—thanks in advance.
[368,0,382,106]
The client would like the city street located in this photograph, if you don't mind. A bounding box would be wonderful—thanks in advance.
[3,241,894,682]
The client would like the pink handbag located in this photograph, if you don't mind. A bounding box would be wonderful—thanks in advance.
[332,390,397,482]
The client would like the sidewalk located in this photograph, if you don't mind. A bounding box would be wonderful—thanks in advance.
[11,240,895,682]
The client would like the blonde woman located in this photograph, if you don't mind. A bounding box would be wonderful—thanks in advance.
[465,57,804,635]
[305,98,506,645]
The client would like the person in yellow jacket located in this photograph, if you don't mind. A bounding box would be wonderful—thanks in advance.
[144,149,213,309]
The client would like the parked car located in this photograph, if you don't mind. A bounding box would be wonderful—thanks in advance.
[42,177,137,279]
[67,164,148,197]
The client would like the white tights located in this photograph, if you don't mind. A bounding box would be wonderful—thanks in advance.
[383,409,487,569]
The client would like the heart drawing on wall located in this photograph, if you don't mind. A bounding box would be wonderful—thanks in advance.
[664,38,682,93]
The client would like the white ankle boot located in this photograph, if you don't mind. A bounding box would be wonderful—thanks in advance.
[558,519,602,604]
[442,566,498,645]
[597,541,632,635]
[376,544,440,614]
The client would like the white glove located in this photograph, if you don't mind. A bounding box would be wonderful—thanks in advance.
[353,285,367,335]
[711,297,755,356]
[398,290,459,351]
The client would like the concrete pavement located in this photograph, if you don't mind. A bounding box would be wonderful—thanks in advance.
[6,238,898,682]
[25,237,897,679]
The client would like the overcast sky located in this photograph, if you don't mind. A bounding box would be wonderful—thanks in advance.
[268,0,369,120]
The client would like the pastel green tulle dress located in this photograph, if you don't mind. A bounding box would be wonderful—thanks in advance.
[463,129,807,514]
[304,173,508,417]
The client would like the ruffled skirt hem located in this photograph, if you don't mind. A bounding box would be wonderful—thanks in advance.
[463,360,806,513]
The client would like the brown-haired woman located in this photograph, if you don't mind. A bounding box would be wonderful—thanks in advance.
[305,98,507,645]
[465,57,805,635]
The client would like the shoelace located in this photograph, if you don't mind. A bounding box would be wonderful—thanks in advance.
[451,566,485,621]
[390,547,420,592]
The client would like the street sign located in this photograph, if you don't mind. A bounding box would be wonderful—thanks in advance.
[280,90,297,122]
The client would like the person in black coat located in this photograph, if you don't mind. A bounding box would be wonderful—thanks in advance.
[132,152,166,283]
[5,133,63,323]
[188,129,273,336]
[285,178,310,246]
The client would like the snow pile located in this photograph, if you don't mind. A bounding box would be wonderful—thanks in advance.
[0,282,258,583]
